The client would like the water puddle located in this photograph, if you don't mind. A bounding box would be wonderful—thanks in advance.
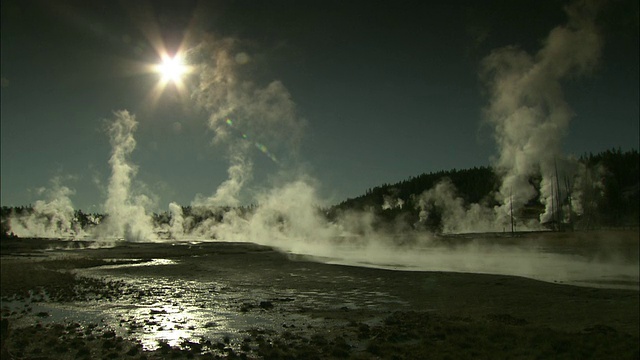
[86,258,177,270]
[0,254,408,352]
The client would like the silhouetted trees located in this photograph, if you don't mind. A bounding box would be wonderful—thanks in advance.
[1,148,637,238]
[328,149,639,231]
[579,148,639,227]
[328,166,500,231]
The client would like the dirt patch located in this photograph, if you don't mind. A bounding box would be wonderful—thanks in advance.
[1,237,638,359]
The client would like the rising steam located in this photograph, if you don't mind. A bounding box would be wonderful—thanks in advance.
[8,177,81,238]
[191,146,253,209]
[5,1,635,290]
[9,2,606,242]
[187,36,304,209]
[97,110,156,241]
[481,0,603,226]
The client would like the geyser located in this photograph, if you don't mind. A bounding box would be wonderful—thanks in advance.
[482,0,603,226]
[98,110,156,242]
[7,177,81,239]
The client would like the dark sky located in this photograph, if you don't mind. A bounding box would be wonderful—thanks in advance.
[1,0,638,212]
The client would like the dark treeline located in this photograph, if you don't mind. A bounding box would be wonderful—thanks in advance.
[581,148,640,227]
[328,148,639,231]
[1,148,638,238]
[152,205,258,233]
[335,166,499,212]
[326,166,500,231]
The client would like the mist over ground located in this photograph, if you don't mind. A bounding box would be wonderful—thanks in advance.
[2,0,638,289]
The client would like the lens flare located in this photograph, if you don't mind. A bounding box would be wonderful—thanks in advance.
[225,118,278,163]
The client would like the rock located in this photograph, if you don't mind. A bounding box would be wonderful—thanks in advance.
[259,301,274,310]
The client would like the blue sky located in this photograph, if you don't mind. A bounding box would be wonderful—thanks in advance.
[1,0,638,212]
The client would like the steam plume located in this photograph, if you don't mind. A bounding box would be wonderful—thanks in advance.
[98,110,156,241]
[192,146,253,208]
[168,201,185,238]
[416,179,500,233]
[481,0,603,225]
[8,177,80,238]
[187,36,304,209]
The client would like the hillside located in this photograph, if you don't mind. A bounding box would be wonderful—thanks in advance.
[328,148,639,232]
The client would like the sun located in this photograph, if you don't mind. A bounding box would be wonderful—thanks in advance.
[155,54,188,83]
[146,51,193,106]
[144,47,193,108]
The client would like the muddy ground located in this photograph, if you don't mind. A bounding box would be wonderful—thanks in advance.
[1,234,638,359]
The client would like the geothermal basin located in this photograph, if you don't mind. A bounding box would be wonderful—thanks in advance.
[1,230,638,359]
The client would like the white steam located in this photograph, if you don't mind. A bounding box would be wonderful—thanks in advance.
[481,0,603,225]
[192,147,253,208]
[187,36,304,209]
[8,177,82,238]
[97,110,156,242]
[168,202,185,238]
[416,179,502,233]
[7,2,635,290]
[382,194,404,210]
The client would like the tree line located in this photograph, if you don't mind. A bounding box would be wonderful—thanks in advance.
[1,148,638,238]
[328,148,639,232]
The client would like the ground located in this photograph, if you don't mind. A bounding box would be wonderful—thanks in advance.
[1,233,638,359]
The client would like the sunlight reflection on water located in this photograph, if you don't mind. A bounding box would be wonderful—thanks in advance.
[5,237,636,352]
[61,259,338,350]
[89,258,177,270]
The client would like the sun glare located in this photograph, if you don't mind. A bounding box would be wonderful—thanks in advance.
[147,51,192,106]
[156,55,188,83]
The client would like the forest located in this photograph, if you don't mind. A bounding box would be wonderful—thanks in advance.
[1,148,638,238]
[329,148,639,232]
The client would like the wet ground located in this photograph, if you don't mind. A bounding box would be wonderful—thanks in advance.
[1,233,639,359]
